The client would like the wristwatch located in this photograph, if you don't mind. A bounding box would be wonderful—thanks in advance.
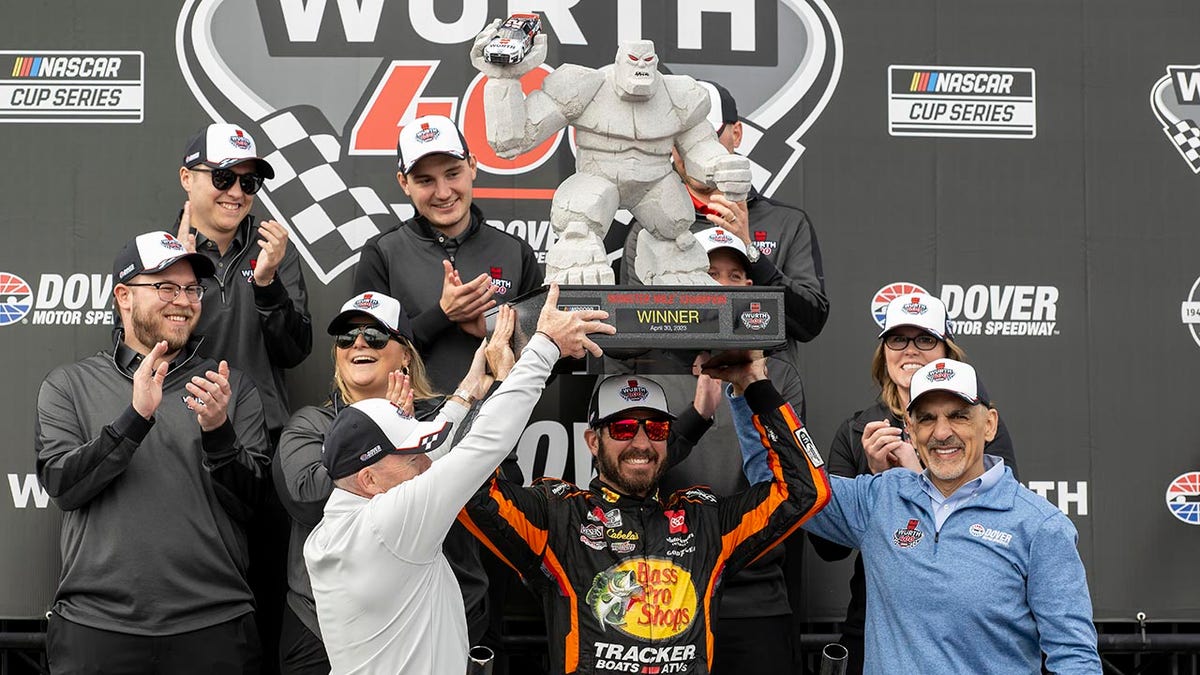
[452,388,476,405]
[744,243,761,264]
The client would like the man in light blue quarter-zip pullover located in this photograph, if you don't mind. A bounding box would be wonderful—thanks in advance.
[735,358,1100,674]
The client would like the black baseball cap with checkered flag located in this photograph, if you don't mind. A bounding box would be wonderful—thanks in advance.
[322,398,451,479]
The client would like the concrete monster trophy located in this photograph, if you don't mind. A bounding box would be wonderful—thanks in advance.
[470,18,752,286]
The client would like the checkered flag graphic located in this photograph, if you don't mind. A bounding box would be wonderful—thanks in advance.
[252,105,397,279]
[417,428,449,453]
[1164,118,1200,174]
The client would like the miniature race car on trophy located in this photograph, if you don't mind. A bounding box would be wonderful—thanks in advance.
[470,19,752,286]
[482,13,542,65]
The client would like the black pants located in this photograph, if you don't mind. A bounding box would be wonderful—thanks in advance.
[710,614,795,674]
[46,612,259,675]
[278,604,330,675]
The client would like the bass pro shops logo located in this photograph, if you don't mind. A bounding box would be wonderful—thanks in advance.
[1151,65,1200,173]
[176,0,843,284]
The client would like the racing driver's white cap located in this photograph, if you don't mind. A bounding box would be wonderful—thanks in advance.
[588,375,676,426]
[397,115,470,175]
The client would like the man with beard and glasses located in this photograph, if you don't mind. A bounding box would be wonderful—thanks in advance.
[787,359,1100,674]
[461,365,830,675]
[35,231,271,673]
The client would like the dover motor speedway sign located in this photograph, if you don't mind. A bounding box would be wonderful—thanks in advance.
[176,0,843,283]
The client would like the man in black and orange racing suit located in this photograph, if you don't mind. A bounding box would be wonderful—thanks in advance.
[460,355,830,674]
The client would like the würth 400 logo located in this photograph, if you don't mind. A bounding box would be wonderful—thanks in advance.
[1151,64,1200,173]
[177,0,843,284]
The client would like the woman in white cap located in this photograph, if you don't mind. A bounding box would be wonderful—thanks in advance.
[809,292,1017,675]
[272,292,510,673]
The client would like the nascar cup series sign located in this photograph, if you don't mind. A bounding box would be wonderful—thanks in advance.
[176,0,843,284]
[887,65,1036,139]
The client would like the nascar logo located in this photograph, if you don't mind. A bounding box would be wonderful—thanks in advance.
[9,55,123,78]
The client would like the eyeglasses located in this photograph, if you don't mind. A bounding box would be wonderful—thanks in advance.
[124,282,206,304]
[883,333,940,351]
[335,326,396,350]
[605,418,671,442]
[189,167,265,195]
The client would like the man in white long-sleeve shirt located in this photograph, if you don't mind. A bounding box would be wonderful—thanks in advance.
[304,286,613,674]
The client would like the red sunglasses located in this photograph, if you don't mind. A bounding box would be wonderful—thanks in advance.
[606,418,671,442]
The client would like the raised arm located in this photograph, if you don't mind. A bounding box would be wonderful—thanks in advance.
[370,287,615,560]
[703,353,829,576]
[470,20,590,159]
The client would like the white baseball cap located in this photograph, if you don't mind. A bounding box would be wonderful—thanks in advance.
[182,123,275,178]
[113,231,216,284]
[322,398,451,479]
[908,359,987,411]
[588,375,675,425]
[327,292,413,342]
[693,227,751,269]
[878,292,950,340]
[397,115,470,175]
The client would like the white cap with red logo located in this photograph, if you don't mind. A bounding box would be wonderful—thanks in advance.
[588,375,675,425]
[878,292,950,341]
[908,359,986,411]
[327,292,414,342]
[396,115,470,175]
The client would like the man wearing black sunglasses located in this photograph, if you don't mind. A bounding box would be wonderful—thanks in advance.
[36,231,270,673]
[462,364,831,675]
[179,123,314,670]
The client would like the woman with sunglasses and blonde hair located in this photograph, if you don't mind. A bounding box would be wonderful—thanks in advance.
[809,292,1017,675]
[272,291,511,674]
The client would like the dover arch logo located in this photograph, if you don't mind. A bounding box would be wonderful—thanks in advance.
[0,273,33,326]
[1166,472,1200,525]
[176,0,842,284]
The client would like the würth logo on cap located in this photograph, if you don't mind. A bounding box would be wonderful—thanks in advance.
[229,129,251,150]
[902,296,928,315]
[927,363,955,382]
[354,294,379,310]
[415,123,439,143]
[619,380,649,402]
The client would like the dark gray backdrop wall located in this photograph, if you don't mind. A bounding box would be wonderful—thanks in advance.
[1,0,1197,622]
